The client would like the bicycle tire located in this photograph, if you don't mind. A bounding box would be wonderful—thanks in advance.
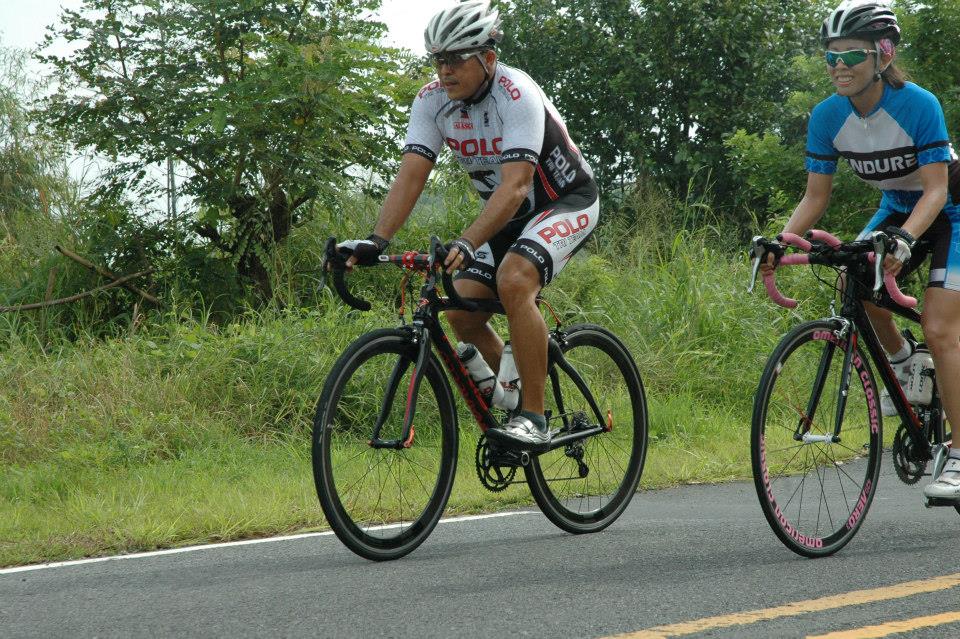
[525,324,648,534]
[313,328,458,561]
[752,319,883,557]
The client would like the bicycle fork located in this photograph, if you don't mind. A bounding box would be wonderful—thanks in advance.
[794,320,856,445]
[369,327,431,450]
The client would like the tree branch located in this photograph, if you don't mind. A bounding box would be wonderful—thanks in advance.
[55,245,161,305]
[0,269,154,313]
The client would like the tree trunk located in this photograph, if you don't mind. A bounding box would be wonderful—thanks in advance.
[239,250,273,301]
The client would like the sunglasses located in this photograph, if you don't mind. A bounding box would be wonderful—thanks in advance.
[825,49,875,68]
[431,49,484,69]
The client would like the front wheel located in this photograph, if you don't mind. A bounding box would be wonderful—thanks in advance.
[752,320,882,557]
[525,324,648,533]
[312,328,458,561]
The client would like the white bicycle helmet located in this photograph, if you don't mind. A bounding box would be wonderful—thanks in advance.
[821,0,901,45]
[424,1,503,54]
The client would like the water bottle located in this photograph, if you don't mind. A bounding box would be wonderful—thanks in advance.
[905,345,935,406]
[496,342,520,411]
[457,342,504,408]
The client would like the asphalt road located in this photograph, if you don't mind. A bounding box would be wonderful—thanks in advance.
[2,462,959,639]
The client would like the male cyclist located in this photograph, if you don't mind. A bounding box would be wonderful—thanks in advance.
[762,1,960,501]
[337,1,599,448]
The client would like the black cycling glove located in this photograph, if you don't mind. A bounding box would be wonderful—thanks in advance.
[445,237,476,269]
[337,234,390,266]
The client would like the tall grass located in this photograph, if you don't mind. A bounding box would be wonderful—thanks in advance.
[1,184,845,566]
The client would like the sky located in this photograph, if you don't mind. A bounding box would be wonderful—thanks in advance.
[0,0,450,56]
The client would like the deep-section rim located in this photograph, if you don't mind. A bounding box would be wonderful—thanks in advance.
[751,319,882,558]
[525,323,648,534]
[312,328,458,561]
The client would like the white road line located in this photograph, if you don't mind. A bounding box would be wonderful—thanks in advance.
[0,510,536,575]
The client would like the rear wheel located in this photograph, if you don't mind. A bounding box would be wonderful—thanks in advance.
[313,329,458,561]
[525,324,648,533]
[752,320,882,557]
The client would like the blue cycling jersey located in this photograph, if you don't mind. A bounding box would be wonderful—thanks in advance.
[806,82,960,212]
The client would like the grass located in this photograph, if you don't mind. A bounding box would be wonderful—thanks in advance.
[1,187,858,567]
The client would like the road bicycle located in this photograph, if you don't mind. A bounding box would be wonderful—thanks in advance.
[313,236,648,561]
[748,229,956,558]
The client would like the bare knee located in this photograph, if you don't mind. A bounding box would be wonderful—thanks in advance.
[922,314,960,355]
[496,258,540,308]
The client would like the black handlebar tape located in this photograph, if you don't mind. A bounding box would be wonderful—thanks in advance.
[333,267,372,312]
[325,236,372,311]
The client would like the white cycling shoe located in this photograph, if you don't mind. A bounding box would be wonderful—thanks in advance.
[923,452,960,501]
[488,415,550,450]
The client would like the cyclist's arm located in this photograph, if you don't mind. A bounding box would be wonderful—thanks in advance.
[372,153,435,241]
[782,172,833,236]
[443,161,534,273]
[881,163,948,277]
[343,154,433,269]
[760,172,832,273]
[461,161,535,248]
[902,162,948,239]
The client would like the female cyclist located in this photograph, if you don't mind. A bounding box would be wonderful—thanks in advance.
[764,1,960,501]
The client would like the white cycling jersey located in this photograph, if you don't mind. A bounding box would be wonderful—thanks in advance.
[403,63,595,220]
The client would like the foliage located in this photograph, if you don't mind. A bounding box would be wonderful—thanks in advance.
[0,47,75,227]
[498,0,821,221]
[38,0,417,300]
[899,0,960,138]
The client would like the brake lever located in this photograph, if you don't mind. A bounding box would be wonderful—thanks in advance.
[870,231,887,293]
[748,236,764,293]
[318,237,336,292]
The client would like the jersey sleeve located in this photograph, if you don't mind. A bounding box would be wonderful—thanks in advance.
[496,76,545,164]
[911,89,952,167]
[402,83,445,163]
[805,101,840,175]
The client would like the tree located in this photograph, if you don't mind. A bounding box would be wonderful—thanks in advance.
[38,0,416,300]
[0,47,73,226]
[899,0,960,139]
[499,0,821,218]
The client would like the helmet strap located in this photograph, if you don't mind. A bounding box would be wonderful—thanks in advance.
[464,52,495,105]
[851,42,885,98]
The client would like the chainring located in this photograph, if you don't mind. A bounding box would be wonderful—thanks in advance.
[891,424,926,485]
[475,435,518,493]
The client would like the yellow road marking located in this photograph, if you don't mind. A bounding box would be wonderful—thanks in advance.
[605,573,960,639]
[807,610,960,638]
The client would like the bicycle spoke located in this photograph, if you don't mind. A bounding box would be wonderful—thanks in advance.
[753,321,881,557]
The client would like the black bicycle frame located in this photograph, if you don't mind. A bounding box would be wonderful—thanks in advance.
[348,236,609,453]
[825,259,931,456]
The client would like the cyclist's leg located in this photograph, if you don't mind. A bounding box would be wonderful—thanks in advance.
[499,186,600,420]
[922,288,960,433]
[448,239,510,369]
[447,278,499,368]
[498,255,546,414]
[921,207,960,452]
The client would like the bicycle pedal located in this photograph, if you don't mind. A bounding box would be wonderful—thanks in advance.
[925,496,960,508]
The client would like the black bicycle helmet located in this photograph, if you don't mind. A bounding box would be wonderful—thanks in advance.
[820,1,901,45]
